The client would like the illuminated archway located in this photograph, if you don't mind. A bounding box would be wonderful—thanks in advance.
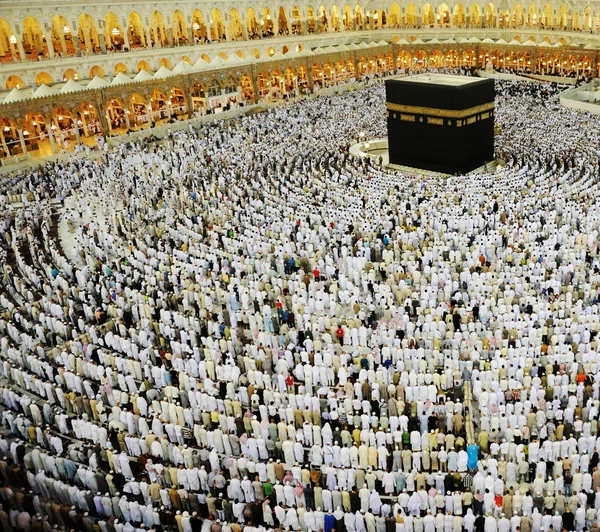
[114,63,128,75]
[583,6,593,31]
[343,5,354,30]
[0,19,19,61]
[438,4,451,26]
[261,7,274,37]
[469,4,482,27]
[35,72,53,85]
[229,9,244,40]
[51,14,75,56]
[526,4,538,27]
[137,60,151,72]
[332,6,342,31]
[51,106,77,150]
[89,65,105,78]
[128,12,147,48]
[149,11,169,47]
[557,5,569,29]
[22,112,48,155]
[22,16,47,59]
[5,75,24,89]
[129,93,150,129]
[277,7,290,35]
[104,13,125,51]
[76,102,103,139]
[319,5,329,32]
[453,4,466,27]
[355,5,364,30]
[192,10,208,43]
[0,118,21,157]
[389,4,402,28]
[512,4,524,27]
[406,4,418,27]
[541,5,553,28]
[484,3,496,27]
[307,6,317,33]
[63,68,79,81]
[247,8,260,39]
[422,4,435,27]
[172,10,189,45]
[292,6,304,34]
[78,13,100,53]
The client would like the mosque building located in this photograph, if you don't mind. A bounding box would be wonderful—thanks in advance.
[0,1,598,160]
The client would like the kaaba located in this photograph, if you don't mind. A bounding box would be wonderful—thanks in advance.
[385,74,495,174]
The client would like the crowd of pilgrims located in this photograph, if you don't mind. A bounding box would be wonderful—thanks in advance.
[1,76,600,532]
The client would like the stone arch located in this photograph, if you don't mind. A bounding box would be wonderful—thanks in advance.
[21,111,48,155]
[422,4,435,27]
[210,8,226,42]
[149,10,170,47]
[446,49,460,67]
[454,4,467,27]
[22,16,47,59]
[137,60,151,72]
[307,6,317,33]
[127,12,147,48]
[51,14,75,56]
[78,13,100,53]
[246,8,260,39]
[229,9,244,40]
[355,5,364,30]
[104,12,125,51]
[429,49,444,67]
[113,62,128,75]
[5,75,24,89]
[63,68,79,81]
[0,117,21,156]
[406,4,418,27]
[469,4,482,27]
[192,10,209,43]
[556,5,569,29]
[0,18,19,61]
[484,3,496,27]
[438,3,451,26]
[129,93,150,129]
[89,65,105,78]
[277,6,290,35]
[389,4,402,28]
[158,57,172,69]
[512,4,524,27]
[541,4,553,28]
[169,86,188,117]
[76,102,103,138]
[35,72,53,85]
[105,97,127,135]
[291,5,304,34]
[343,4,354,30]
[51,106,77,149]
[583,6,593,31]
[526,4,538,27]
[261,7,275,37]
[319,5,329,32]
[332,5,342,31]
[172,10,189,45]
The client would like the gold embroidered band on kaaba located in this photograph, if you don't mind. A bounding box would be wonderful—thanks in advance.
[386,101,495,119]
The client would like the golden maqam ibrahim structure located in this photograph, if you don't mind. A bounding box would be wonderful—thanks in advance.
[0,0,599,161]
